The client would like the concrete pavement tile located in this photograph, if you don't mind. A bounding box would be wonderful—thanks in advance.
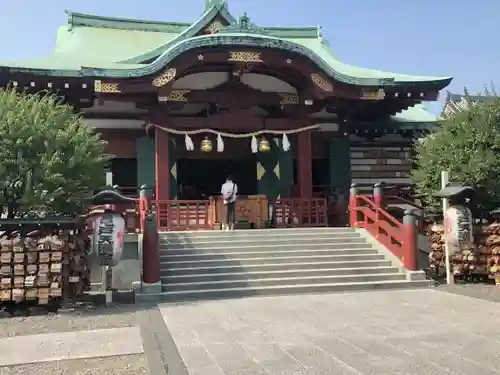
[237,340,308,375]
[386,336,496,375]
[307,336,402,375]
[421,332,500,371]
[0,305,139,338]
[67,327,143,360]
[0,331,72,366]
[202,341,268,375]
[176,344,217,369]
[0,354,149,375]
[191,326,233,344]
[168,330,200,347]
[186,363,226,375]
[331,336,448,375]
[283,342,362,375]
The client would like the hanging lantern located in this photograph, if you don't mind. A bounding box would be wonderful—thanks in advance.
[200,136,212,152]
[258,137,271,152]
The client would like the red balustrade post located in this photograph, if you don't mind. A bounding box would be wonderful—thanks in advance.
[402,210,418,271]
[349,183,358,227]
[140,185,162,292]
[373,182,384,209]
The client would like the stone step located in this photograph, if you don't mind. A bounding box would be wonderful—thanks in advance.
[161,253,385,268]
[161,235,364,248]
[137,279,432,303]
[161,266,400,284]
[161,259,393,275]
[162,272,406,292]
[159,227,354,238]
[161,265,400,283]
[161,242,373,255]
[160,247,378,261]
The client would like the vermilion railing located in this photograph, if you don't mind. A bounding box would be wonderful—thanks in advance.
[152,200,210,231]
[385,195,425,233]
[349,186,418,271]
[273,198,327,228]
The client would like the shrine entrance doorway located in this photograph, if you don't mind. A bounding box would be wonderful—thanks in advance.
[176,158,257,200]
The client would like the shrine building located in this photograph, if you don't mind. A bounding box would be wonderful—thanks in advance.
[0,0,452,220]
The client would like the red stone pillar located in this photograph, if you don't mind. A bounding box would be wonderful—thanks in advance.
[155,127,170,200]
[297,131,313,198]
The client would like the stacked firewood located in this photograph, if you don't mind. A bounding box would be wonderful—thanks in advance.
[427,222,480,278]
[0,231,90,307]
[428,223,445,273]
[67,235,91,296]
[485,222,500,285]
[473,223,490,277]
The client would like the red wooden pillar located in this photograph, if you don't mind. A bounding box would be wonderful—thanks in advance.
[155,128,170,200]
[373,182,384,209]
[402,210,418,270]
[349,183,359,227]
[297,131,313,198]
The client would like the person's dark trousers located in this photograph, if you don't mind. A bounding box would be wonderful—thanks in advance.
[224,201,236,230]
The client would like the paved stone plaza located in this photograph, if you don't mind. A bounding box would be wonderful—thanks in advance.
[2,287,500,374]
[160,288,500,375]
[0,305,162,375]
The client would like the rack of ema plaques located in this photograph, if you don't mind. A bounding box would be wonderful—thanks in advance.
[86,188,140,304]
[0,218,91,314]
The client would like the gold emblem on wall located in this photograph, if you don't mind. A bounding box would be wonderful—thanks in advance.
[361,88,386,100]
[152,68,177,88]
[94,80,120,93]
[167,90,190,101]
[256,162,265,181]
[273,163,280,179]
[278,93,298,105]
[205,20,223,34]
[228,52,263,63]
[310,73,333,92]
[170,162,177,180]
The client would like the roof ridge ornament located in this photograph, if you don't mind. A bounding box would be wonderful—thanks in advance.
[219,12,268,35]
[205,0,227,11]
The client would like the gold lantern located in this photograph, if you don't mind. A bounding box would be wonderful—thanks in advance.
[200,136,212,152]
[258,137,271,152]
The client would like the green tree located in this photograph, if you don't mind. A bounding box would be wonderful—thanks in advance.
[0,87,109,218]
[411,91,500,213]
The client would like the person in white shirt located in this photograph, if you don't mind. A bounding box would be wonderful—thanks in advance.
[220,176,238,231]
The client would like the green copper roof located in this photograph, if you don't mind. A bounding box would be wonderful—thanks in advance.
[392,104,438,123]
[0,1,452,88]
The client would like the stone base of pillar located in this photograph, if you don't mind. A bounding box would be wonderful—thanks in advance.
[405,270,426,281]
[141,281,162,294]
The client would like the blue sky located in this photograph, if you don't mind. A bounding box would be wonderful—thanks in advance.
[1,0,498,114]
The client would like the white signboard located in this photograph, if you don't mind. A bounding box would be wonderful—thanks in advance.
[444,205,473,255]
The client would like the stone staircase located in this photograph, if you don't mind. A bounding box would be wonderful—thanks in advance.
[150,228,430,301]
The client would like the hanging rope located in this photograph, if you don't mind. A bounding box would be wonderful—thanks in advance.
[148,123,319,138]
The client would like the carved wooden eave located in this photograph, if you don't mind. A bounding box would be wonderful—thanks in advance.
[160,81,299,108]
[90,43,442,114]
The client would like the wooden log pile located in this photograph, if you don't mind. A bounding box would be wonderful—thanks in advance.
[484,222,500,285]
[427,220,500,283]
[0,230,90,311]
[427,223,445,274]
[427,222,479,278]
[474,222,490,277]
